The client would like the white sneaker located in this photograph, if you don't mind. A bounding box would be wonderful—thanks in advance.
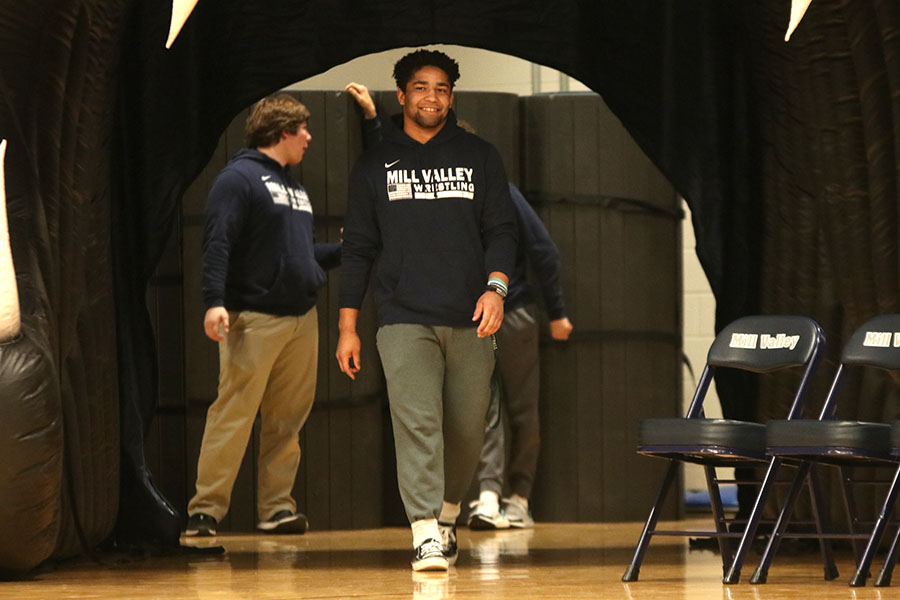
[467,491,510,530]
[503,495,534,529]
[412,538,449,571]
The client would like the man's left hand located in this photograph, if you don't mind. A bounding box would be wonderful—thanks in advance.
[473,291,504,337]
[549,317,573,340]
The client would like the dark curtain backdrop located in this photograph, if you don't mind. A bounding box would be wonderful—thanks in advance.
[1,0,899,570]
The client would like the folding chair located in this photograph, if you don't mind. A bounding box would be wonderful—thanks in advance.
[622,315,826,583]
[859,422,900,587]
[743,314,900,587]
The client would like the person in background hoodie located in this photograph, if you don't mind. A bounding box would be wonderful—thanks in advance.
[185,94,341,538]
[337,50,517,571]
[345,82,575,532]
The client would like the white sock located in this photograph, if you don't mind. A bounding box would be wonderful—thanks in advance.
[411,518,440,548]
[510,494,529,510]
[479,490,500,512]
[439,501,460,524]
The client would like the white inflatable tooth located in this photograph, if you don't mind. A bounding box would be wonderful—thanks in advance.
[0,139,20,342]
[166,0,200,49]
[785,0,813,42]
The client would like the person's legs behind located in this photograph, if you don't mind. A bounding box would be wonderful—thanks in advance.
[467,368,510,530]
[495,306,540,528]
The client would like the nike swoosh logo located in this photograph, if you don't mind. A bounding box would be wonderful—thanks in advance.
[384,159,400,168]
[261,175,272,181]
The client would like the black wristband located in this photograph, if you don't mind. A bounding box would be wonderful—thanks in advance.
[485,283,507,299]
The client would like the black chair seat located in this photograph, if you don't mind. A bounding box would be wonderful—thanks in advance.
[767,420,891,456]
[639,418,766,455]
[623,315,826,584]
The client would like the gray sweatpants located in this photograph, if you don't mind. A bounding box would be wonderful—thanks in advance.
[377,324,495,523]
[475,305,541,499]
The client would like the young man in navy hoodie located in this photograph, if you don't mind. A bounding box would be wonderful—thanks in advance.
[345,83,575,530]
[337,50,517,571]
[185,95,340,537]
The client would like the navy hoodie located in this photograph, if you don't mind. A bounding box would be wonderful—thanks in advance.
[203,148,340,316]
[340,112,518,327]
[360,116,566,320]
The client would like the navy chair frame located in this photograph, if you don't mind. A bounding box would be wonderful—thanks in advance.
[865,425,900,586]
[622,315,826,583]
[741,314,900,587]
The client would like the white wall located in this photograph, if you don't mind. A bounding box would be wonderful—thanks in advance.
[681,199,728,494]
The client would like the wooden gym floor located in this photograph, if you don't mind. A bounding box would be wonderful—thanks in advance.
[0,519,892,599]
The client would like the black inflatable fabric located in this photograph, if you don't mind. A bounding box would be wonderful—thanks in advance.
[0,0,899,572]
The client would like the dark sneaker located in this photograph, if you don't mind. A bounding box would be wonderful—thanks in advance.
[439,521,458,565]
[185,513,217,537]
[412,538,449,571]
[257,509,309,534]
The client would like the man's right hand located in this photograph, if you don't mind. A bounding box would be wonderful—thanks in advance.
[345,82,377,119]
[549,317,573,341]
[204,306,230,341]
[336,330,362,380]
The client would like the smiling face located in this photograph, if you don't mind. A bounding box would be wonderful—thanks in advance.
[397,65,454,143]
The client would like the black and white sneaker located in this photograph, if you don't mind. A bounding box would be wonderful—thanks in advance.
[185,513,217,537]
[412,538,449,571]
[439,522,458,565]
[257,509,309,534]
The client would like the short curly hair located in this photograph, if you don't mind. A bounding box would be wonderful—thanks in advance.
[245,94,310,148]
[393,49,460,91]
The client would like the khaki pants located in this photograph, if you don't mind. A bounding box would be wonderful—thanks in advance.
[377,324,495,523]
[188,308,318,522]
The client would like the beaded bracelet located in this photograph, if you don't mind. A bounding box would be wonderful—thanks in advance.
[486,278,508,299]
[487,277,508,294]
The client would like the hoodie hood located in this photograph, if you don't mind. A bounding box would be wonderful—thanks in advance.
[230,147,288,171]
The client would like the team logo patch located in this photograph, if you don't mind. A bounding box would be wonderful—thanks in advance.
[385,167,475,201]
[265,180,312,213]
[388,182,413,201]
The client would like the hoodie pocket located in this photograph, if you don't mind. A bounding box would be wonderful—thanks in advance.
[269,254,326,302]
[394,250,482,317]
